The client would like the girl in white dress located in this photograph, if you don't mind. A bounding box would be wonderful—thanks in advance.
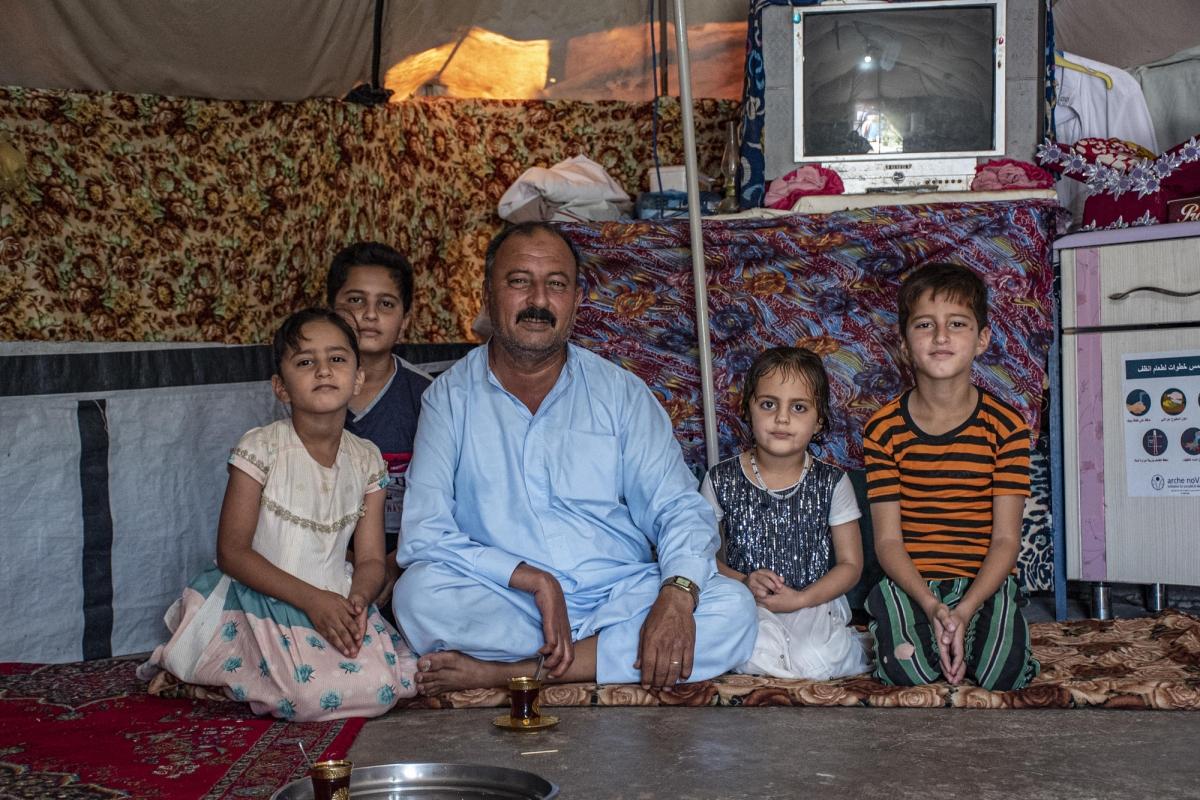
[702,347,870,680]
[140,308,418,720]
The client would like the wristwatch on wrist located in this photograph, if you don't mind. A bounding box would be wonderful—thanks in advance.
[662,575,700,608]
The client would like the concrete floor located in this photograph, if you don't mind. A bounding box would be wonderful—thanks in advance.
[350,591,1200,799]
[351,707,1200,799]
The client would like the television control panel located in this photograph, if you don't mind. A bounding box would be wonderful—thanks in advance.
[835,158,979,195]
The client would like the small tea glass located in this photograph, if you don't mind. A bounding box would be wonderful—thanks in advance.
[309,758,353,800]
[508,676,542,725]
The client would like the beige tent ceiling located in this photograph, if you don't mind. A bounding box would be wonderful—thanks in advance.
[0,0,747,102]
[2,2,1198,103]
[1052,0,1200,70]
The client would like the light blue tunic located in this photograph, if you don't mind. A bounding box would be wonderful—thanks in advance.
[393,344,755,683]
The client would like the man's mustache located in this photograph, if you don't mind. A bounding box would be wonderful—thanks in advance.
[516,306,556,326]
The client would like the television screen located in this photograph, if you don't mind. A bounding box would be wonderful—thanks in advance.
[795,2,1002,161]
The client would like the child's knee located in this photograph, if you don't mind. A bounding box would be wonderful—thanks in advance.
[969,652,1039,692]
[874,640,927,686]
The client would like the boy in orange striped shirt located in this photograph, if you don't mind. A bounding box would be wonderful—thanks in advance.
[862,263,1039,691]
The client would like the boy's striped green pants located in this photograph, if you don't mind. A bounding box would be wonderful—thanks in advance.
[867,575,1040,691]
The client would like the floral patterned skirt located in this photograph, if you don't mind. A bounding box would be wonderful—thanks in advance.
[142,566,418,721]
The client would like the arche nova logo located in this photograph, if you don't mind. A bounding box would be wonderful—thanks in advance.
[1151,474,1165,491]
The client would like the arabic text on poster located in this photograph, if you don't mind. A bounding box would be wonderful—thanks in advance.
[1122,352,1200,498]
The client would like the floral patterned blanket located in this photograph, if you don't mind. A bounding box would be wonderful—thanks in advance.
[398,610,1200,711]
[0,87,736,344]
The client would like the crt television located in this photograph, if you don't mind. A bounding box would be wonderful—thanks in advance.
[793,0,1006,192]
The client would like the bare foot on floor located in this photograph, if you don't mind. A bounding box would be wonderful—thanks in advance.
[414,651,515,695]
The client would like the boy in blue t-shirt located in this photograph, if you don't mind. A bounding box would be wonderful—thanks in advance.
[327,242,431,613]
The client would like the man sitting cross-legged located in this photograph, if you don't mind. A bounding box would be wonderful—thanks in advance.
[392,221,756,693]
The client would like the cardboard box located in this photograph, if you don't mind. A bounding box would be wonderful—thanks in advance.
[1167,195,1200,223]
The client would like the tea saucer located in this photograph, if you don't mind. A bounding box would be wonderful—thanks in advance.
[492,714,560,732]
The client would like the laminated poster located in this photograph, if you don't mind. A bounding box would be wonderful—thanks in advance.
[1122,351,1200,497]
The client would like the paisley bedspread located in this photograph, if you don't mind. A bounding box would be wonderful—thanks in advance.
[568,200,1060,472]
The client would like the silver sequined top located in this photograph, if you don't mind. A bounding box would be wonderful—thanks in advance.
[706,454,843,590]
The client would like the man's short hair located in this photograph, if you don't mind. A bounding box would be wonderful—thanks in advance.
[272,307,360,374]
[326,241,415,312]
[897,262,989,332]
[483,222,583,288]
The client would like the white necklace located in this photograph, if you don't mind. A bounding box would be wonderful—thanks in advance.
[749,449,808,500]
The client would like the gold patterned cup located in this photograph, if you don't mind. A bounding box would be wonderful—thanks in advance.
[508,676,542,724]
[310,759,353,800]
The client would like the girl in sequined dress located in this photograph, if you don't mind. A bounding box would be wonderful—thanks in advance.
[139,308,418,720]
[701,347,870,679]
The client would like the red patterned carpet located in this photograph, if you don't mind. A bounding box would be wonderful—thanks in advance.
[398,609,1200,711]
[0,658,362,799]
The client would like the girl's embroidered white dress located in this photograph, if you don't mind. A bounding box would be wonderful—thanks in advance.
[141,420,418,720]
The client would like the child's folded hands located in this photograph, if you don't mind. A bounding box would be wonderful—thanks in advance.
[931,604,968,684]
[745,569,786,599]
[347,592,371,641]
[306,589,365,658]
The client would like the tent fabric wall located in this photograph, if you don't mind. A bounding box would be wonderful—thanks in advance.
[1052,0,1200,71]
[0,87,736,344]
[1134,45,1200,156]
[0,341,472,663]
[1,396,88,662]
[0,344,283,663]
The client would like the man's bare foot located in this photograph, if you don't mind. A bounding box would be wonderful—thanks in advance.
[414,651,520,695]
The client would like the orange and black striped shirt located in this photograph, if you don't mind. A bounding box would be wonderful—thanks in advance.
[863,389,1031,580]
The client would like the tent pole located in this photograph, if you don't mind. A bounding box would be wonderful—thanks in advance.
[671,0,720,471]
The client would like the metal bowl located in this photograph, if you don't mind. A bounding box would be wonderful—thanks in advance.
[270,762,559,799]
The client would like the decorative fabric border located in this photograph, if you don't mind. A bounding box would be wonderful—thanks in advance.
[260,496,364,535]
[231,447,270,476]
[366,469,388,490]
[1073,210,1161,233]
[1037,136,1200,200]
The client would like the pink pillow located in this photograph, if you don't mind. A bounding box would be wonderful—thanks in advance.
[970,158,1055,191]
[764,165,845,209]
